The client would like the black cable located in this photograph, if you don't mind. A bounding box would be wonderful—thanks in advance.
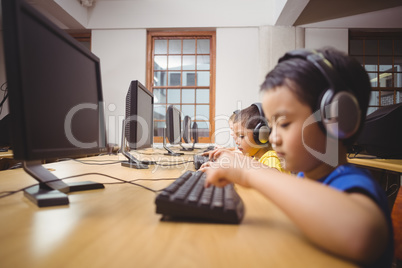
[59,158,124,165]
[58,157,193,166]
[0,172,178,199]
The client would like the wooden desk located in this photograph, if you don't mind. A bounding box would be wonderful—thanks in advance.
[347,156,402,174]
[0,150,356,268]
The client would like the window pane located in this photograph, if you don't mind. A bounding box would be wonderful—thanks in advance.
[182,89,195,103]
[183,72,196,86]
[183,39,195,54]
[155,40,167,54]
[369,91,379,106]
[197,55,210,70]
[379,56,393,72]
[197,72,210,86]
[153,88,166,103]
[395,73,402,88]
[350,40,363,55]
[197,39,210,54]
[182,105,195,118]
[168,72,181,86]
[169,40,181,54]
[154,105,166,120]
[365,40,378,55]
[381,91,393,106]
[167,89,180,103]
[379,72,392,87]
[365,56,378,71]
[196,105,209,120]
[396,40,402,55]
[154,71,167,86]
[379,40,393,55]
[154,56,167,70]
[183,55,195,70]
[196,89,209,103]
[168,55,181,70]
[368,73,377,87]
[397,91,402,103]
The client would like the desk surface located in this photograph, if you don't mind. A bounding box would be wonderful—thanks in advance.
[0,148,356,268]
[347,155,402,173]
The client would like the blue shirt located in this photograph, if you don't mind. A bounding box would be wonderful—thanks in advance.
[318,164,394,268]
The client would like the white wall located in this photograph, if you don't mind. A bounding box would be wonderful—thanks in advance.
[92,29,147,144]
[214,28,261,146]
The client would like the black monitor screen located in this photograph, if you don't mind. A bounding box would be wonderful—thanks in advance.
[2,0,107,161]
[2,0,107,207]
[182,115,191,144]
[166,105,182,145]
[125,80,154,150]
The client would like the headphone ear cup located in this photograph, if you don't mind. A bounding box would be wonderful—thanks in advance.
[253,123,271,145]
[321,91,361,139]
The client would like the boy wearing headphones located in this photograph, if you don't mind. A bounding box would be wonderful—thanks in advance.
[204,104,287,172]
[201,48,393,267]
[231,104,287,172]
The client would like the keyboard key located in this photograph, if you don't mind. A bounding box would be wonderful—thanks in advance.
[155,170,245,224]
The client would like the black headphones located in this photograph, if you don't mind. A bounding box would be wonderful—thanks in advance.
[251,103,271,145]
[278,49,361,139]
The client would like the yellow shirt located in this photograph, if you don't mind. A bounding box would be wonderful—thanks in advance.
[256,150,289,173]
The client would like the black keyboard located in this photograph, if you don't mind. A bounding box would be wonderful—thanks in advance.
[193,154,209,170]
[155,170,245,224]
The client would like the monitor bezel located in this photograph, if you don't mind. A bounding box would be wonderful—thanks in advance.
[2,0,107,161]
[125,80,154,150]
[166,105,182,145]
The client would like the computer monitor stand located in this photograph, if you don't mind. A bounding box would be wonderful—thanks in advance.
[163,128,184,156]
[120,119,153,169]
[23,160,104,207]
[180,144,193,151]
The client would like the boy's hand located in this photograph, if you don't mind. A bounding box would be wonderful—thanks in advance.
[200,151,251,188]
[201,148,232,161]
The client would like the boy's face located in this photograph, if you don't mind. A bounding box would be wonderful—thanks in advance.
[233,122,259,157]
[262,86,328,175]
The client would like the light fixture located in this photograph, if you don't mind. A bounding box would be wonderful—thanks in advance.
[81,0,94,7]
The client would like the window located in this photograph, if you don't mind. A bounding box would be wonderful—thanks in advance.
[349,31,402,114]
[147,31,216,143]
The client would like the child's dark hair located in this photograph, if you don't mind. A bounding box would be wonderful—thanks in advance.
[233,105,262,130]
[260,47,371,146]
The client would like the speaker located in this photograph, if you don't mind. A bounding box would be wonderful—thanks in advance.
[278,49,361,139]
[251,103,271,145]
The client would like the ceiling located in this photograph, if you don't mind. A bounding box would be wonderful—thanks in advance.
[1,0,402,30]
[294,0,402,26]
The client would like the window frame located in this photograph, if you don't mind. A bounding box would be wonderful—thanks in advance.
[146,31,216,143]
[349,30,402,114]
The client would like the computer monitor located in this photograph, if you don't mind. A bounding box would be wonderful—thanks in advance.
[180,115,194,151]
[182,115,192,144]
[2,0,107,207]
[125,80,154,150]
[191,122,199,148]
[163,105,184,156]
[120,80,155,169]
